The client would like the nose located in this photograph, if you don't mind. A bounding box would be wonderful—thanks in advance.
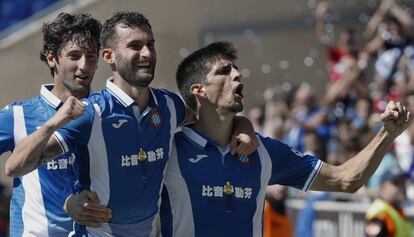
[232,66,241,82]
[78,55,88,71]
[140,45,151,58]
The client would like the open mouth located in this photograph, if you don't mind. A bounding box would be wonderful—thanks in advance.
[234,84,244,98]
[134,61,152,70]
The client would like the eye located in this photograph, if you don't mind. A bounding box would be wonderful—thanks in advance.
[128,43,144,51]
[216,64,232,75]
[86,53,97,61]
[68,53,81,60]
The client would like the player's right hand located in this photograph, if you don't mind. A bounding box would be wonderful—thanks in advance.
[64,190,112,227]
[49,96,86,129]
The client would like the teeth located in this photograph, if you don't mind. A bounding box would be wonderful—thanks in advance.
[136,62,150,67]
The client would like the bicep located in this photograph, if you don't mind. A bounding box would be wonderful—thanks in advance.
[309,163,344,192]
[43,135,66,158]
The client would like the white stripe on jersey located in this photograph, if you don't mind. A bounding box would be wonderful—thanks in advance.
[150,95,178,237]
[252,136,273,237]
[302,159,323,191]
[13,106,49,236]
[86,107,111,235]
[164,140,195,237]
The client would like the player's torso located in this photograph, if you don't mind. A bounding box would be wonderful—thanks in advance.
[86,90,175,223]
[10,97,75,237]
[164,131,267,237]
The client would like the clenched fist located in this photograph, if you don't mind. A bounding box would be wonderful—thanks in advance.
[381,101,412,137]
[47,96,86,129]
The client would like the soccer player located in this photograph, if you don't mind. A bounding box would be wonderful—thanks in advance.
[159,42,411,237]
[0,13,110,237]
[6,12,256,236]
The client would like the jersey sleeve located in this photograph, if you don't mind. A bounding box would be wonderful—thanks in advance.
[260,135,323,191]
[0,105,15,154]
[72,144,91,193]
[161,89,187,126]
[53,100,94,154]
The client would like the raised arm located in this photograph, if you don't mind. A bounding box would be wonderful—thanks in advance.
[315,1,332,47]
[389,1,414,39]
[5,96,85,177]
[366,0,394,36]
[310,101,411,192]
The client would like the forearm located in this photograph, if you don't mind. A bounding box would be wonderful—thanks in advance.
[390,5,414,38]
[339,128,395,192]
[366,5,389,35]
[390,5,413,28]
[5,120,62,177]
[316,17,327,45]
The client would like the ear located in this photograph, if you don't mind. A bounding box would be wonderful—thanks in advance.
[190,84,206,98]
[46,51,56,68]
[102,48,115,64]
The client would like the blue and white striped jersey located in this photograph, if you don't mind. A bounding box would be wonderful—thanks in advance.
[160,126,323,237]
[54,79,186,236]
[0,84,79,237]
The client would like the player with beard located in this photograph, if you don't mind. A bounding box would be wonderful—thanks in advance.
[6,12,257,237]
[159,42,411,237]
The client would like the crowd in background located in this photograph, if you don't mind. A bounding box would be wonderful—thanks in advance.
[256,0,414,236]
[0,0,413,236]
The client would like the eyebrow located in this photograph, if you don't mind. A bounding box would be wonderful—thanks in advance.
[126,39,155,46]
[215,63,233,75]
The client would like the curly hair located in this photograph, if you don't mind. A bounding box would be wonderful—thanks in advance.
[176,42,238,112]
[100,11,151,49]
[40,13,101,76]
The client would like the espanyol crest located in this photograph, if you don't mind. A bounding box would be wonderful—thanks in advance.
[150,109,162,128]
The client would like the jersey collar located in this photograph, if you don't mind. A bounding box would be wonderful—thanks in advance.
[40,84,63,110]
[182,126,208,148]
[106,77,158,108]
[182,126,231,155]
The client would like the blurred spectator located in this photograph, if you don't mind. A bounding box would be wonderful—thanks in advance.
[365,167,413,237]
[364,0,414,98]
[263,185,293,237]
[284,83,329,153]
[0,184,9,237]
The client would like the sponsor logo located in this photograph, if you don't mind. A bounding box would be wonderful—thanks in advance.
[188,154,208,163]
[112,119,128,128]
[202,183,253,200]
[121,148,164,167]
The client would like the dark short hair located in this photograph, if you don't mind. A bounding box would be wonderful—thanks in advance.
[176,41,237,111]
[40,13,101,76]
[100,11,151,49]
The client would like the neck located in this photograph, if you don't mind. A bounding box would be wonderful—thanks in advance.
[112,73,150,111]
[51,77,89,102]
[194,106,235,149]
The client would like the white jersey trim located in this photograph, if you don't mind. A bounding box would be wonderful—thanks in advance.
[252,136,273,237]
[13,105,49,236]
[302,159,323,191]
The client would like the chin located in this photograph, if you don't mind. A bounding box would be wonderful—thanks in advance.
[228,104,243,113]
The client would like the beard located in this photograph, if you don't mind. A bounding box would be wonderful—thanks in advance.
[116,53,154,87]
[227,102,243,113]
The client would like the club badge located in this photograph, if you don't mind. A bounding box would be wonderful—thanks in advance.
[150,109,162,128]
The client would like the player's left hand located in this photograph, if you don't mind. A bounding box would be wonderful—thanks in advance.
[380,101,412,137]
[231,116,259,156]
[63,190,112,227]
